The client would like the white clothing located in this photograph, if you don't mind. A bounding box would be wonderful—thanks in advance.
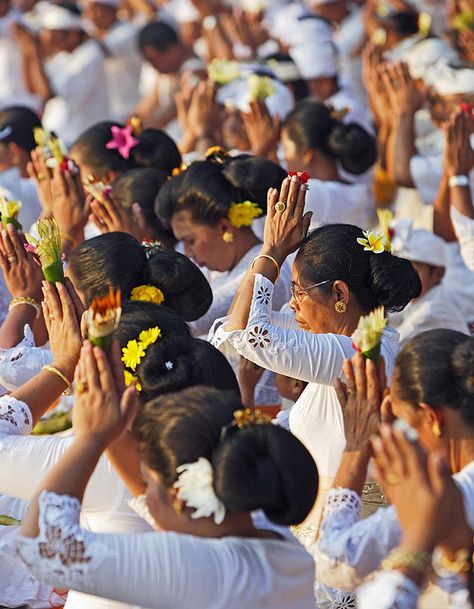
[390,284,469,344]
[9,488,316,609]
[444,242,474,324]
[410,154,474,206]
[103,21,142,121]
[0,168,42,231]
[196,245,291,406]
[43,39,110,147]
[327,87,374,136]
[333,9,366,106]
[210,274,399,536]
[305,178,377,230]
[0,10,42,111]
[0,394,152,609]
[451,207,474,273]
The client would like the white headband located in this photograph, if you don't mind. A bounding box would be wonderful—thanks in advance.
[426,59,474,96]
[38,5,84,30]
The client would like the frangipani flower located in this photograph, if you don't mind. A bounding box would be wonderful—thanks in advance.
[208,59,241,85]
[174,457,226,525]
[228,201,263,228]
[0,197,22,229]
[86,287,122,350]
[376,209,394,253]
[248,74,276,101]
[26,219,64,282]
[352,307,386,363]
[106,125,139,160]
[131,285,165,305]
[357,230,387,254]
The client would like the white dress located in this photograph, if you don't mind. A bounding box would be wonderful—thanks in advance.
[305,178,376,231]
[451,207,474,273]
[389,284,469,344]
[6,490,316,609]
[0,394,152,609]
[210,273,399,544]
[43,39,110,147]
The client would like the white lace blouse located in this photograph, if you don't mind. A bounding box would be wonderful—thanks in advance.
[451,207,474,273]
[9,490,317,609]
[210,274,399,479]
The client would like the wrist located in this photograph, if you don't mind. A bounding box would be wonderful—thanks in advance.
[448,174,470,188]
[51,358,76,381]
[259,245,288,266]
[72,434,106,457]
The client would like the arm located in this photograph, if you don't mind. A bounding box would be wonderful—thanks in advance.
[433,175,457,242]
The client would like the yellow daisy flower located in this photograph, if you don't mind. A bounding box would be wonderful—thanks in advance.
[228,201,263,229]
[121,339,146,372]
[124,370,142,392]
[357,230,387,254]
[131,285,165,305]
[138,326,161,349]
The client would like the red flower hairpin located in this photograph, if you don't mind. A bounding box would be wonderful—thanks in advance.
[288,171,310,184]
[459,102,474,117]
[106,125,139,160]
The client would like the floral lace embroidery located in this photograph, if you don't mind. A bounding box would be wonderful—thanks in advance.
[248,326,271,348]
[255,285,271,306]
[314,582,356,609]
[39,524,91,566]
[0,397,31,432]
[324,488,361,517]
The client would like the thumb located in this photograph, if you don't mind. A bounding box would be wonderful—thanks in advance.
[302,211,313,236]
[121,385,140,430]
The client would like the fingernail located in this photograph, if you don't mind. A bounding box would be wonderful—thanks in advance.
[371,436,382,451]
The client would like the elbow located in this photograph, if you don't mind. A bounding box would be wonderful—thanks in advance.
[313,546,363,590]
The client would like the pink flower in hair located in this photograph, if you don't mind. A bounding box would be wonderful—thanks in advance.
[106,126,139,160]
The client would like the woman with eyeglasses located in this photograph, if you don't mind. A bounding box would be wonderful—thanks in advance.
[211,175,421,548]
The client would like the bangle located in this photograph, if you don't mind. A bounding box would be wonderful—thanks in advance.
[62,234,76,247]
[42,365,73,396]
[9,297,40,318]
[449,175,469,189]
[251,255,280,282]
[432,547,471,578]
[382,547,432,573]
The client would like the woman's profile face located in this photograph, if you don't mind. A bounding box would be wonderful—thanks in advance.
[281,128,305,173]
[170,210,236,272]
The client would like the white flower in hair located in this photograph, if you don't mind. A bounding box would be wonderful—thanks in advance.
[165,361,173,371]
[174,457,226,525]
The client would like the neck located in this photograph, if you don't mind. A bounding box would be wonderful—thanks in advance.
[179,511,279,540]
[308,154,341,182]
[447,436,474,473]
[230,230,260,271]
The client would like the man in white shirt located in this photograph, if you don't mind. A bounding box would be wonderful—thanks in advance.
[83,0,142,121]
[13,2,110,147]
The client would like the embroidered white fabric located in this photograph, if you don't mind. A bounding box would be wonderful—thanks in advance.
[0,324,52,391]
[357,571,420,609]
[128,495,159,530]
[0,394,33,435]
[451,206,474,272]
[10,491,317,609]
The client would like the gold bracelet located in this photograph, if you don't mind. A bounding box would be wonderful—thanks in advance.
[382,547,432,573]
[432,547,471,577]
[42,365,73,396]
[9,297,41,318]
[251,255,281,282]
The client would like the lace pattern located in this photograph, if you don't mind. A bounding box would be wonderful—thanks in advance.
[314,582,356,609]
[128,494,159,531]
[357,571,419,609]
[0,395,33,435]
[15,491,109,589]
[324,488,361,518]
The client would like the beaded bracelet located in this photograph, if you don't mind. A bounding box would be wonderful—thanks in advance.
[9,297,40,318]
[382,547,432,573]
[42,365,73,396]
[250,255,281,282]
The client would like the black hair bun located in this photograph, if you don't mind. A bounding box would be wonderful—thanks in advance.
[452,339,474,397]
[369,252,422,312]
[213,424,317,525]
[327,123,377,175]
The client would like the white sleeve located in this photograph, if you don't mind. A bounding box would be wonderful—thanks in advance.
[357,571,420,609]
[313,488,401,589]
[451,207,474,272]
[409,154,443,204]
[104,23,138,57]
[210,274,354,385]
[0,396,126,512]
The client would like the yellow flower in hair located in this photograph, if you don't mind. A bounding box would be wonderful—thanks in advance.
[122,339,146,372]
[124,370,142,392]
[228,201,263,229]
[376,209,393,253]
[131,285,165,305]
[248,74,275,101]
[357,230,387,254]
[138,326,161,349]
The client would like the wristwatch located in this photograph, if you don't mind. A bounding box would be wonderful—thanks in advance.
[448,175,469,188]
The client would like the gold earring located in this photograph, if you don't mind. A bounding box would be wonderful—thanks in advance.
[222,230,234,243]
[335,300,346,313]
[172,497,183,514]
[432,421,442,438]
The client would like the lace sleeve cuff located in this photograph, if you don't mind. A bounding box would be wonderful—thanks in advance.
[15,490,106,590]
[0,395,33,435]
[357,571,419,609]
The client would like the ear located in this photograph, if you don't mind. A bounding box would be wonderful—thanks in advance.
[332,280,351,305]
[302,148,315,166]
[419,402,443,427]
[217,217,233,234]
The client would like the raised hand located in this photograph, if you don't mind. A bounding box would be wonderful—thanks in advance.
[27,147,54,213]
[242,100,280,158]
[0,224,43,301]
[73,340,139,446]
[262,175,312,262]
[381,61,423,117]
[444,108,474,178]
[335,353,386,451]
[50,166,88,248]
[89,194,142,241]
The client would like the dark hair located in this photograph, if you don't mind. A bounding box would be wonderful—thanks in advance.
[71,121,137,178]
[147,250,212,321]
[283,100,376,175]
[138,21,180,53]
[132,129,182,176]
[0,106,42,152]
[69,232,212,320]
[56,1,81,16]
[380,10,420,36]
[133,386,317,525]
[295,224,422,312]
[395,330,474,426]
[110,167,173,240]
[156,156,283,228]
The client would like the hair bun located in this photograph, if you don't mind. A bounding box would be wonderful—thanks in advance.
[369,252,422,312]
[452,339,474,396]
[327,123,377,175]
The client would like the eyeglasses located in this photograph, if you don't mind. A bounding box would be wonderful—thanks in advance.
[290,279,332,302]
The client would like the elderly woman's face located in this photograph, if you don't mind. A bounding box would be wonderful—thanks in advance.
[288,263,338,334]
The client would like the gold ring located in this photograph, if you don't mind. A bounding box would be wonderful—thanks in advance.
[37,172,45,182]
[275,201,286,212]
[7,255,17,263]
[386,473,400,486]
[76,381,88,394]
[49,313,54,320]
[347,388,355,396]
